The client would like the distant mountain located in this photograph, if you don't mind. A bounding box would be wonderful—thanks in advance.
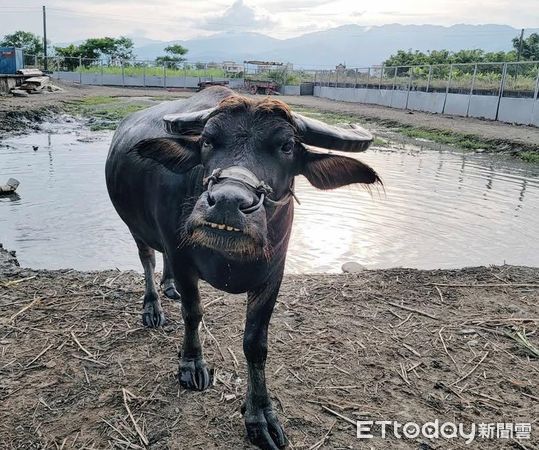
[134,31,280,62]
[58,24,539,68]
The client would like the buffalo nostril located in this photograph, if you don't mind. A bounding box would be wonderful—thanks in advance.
[207,192,216,206]
[240,194,264,214]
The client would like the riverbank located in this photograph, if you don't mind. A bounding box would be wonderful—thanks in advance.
[1,82,539,161]
[1,246,538,449]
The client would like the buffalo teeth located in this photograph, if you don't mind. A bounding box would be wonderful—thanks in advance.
[203,222,241,232]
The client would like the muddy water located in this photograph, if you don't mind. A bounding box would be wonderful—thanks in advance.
[1,121,538,273]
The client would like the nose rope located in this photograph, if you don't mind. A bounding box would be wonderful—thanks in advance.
[202,167,300,211]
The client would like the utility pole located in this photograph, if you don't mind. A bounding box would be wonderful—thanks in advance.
[42,5,48,71]
[517,28,525,61]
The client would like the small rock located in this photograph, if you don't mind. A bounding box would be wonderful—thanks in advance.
[224,394,236,402]
[458,328,477,335]
[11,89,29,97]
[342,262,365,273]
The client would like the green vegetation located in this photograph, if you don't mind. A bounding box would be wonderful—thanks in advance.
[396,128,488,150]
[519,151,539,163]
[78,65,228,78]
[64,96,151,131]
[54,37,135,70]
[383,33,539,68]
[0,30,43,55]
[155,44,189,68]
[294,106,494,150]
[295,107,539,162]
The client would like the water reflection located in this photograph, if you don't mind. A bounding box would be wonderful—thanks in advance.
[1,122,538,273]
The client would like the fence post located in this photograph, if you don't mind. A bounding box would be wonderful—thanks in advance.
[426,65,432,93]
[163,62,167,89]
[534,65,539,102]
[366,67,371,88]
[379,65,384,90]
[355,68,358,88]
[79,56,82,84]
[405,67,413,109]
[389,67,398,107]
[442,64,453,114]
[466,64,478,117]
[495,63,508,121]
[143,63,146,88]
[34,54,37,67]
[530,65,539,125]
[56,57,60,80]
[336,70,339,87]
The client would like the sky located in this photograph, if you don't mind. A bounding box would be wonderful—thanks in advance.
[0,0,537,44]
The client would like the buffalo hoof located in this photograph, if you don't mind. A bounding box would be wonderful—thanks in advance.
[142,301,166,328]
[178,358,212,391]
[163,285,181,300]
[245,406,287,450]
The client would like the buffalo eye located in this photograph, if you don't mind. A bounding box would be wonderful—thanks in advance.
[280,141,294,155]
[201,140,213,151]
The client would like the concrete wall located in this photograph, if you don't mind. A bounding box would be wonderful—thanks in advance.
[281,85,301,96]
[313,84,539,127]
[468,95,499,121]
[53,71,244,90]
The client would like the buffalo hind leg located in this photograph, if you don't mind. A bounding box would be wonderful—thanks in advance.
[161,253,180,300]
[134,237,166,327]
[175,273,212,391]
[243,279,287,450]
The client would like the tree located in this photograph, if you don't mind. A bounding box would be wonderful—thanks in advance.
[156,44,188,69]
[513,33,539,61]
[54,44,83,70]
[0,31,43,55]
[55,36,134,66]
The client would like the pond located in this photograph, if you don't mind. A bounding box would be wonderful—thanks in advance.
[1,119,538,273]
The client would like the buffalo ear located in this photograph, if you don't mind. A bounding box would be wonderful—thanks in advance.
[130,138,200,173]
[300,150,381,190]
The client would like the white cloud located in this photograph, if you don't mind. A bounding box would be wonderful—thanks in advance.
[0,0,537,43]
[199,0,277,32]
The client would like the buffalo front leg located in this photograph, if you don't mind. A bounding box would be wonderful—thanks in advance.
[175,274,212,391]
[133,237,166,327]
[161,253,180,300]
[243,280,287,450]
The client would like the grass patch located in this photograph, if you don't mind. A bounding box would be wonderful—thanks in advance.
[519,151,539,163]
[64,96,152,131]
[76,96,117,106]
[293,107,494,151]
[396,127,490,150]
[79,65,229,78]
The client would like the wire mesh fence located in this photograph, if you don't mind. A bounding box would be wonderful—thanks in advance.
[314,61,539,99]
[23,55,321,87]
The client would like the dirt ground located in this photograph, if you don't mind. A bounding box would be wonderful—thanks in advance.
[2,81,539,152]
[0,82,190,134]
[278,95,539,152]
[1,246,538,449]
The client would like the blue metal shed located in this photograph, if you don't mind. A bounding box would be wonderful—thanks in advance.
[0,47,24,74]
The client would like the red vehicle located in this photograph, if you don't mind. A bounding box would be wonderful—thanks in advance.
[244,79,279,95]
[243,60,284,95]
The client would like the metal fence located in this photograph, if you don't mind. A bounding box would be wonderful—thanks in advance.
[23,55,318,87]
[314,61,539,99]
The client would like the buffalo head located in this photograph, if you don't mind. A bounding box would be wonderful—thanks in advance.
[134,95,381,259]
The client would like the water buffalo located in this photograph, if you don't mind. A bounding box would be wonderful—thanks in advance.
[105,86,380,449]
